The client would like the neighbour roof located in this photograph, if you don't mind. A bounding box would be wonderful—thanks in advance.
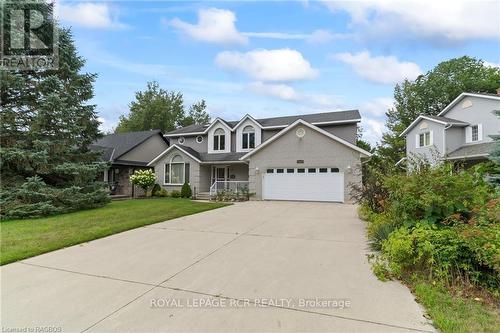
[165,110,361,136]
[446,142,495,160]
[400,115,469,137]
[90,130,166,161]
[437,92,500,117]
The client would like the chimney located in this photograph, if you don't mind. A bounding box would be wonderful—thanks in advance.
[496,87,500,95]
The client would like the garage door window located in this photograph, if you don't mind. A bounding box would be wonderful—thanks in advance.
[308,168,316,173]
[266,169,274,173]
[287,168,294,173]
[297,168,305,173]
[276,168,284,173]
[319,168,327,173]
[331,168,340,173]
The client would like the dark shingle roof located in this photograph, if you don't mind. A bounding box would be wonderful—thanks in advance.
[91,130,165,161]
[199,152,246,162]
[257,110,360,127]
[424,115,469,125]
[447,142,495,159]
[176,145,245,162]
[166,110,360,135]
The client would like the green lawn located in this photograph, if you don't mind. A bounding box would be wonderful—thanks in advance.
[412,281,500,333]
[0,198,228,265]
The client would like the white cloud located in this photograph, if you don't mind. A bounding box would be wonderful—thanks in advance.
[215,49,318,82]
[243,29,347,44]
[322,0,500,41]
[248,82,300,101]
[168,8,247,45]
[333,51,422,84]
[98,116,118,133]
[362,117,387,146]
[484,61,500,68]
[56,2,126,29]
[360,97,394,117]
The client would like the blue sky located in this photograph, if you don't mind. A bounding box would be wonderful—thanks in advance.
[55,0,500,144]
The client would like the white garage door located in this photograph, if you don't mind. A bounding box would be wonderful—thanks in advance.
[263,167,344,202]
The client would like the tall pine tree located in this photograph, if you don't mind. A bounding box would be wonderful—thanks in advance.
[0,1,109,218]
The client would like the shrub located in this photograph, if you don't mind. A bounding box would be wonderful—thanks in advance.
[381,224,499,289]
[367,212,400,250]
[170,190,181,198]
[383,164,494,227]
[180,182,192,198]
[151,183,161,196]
[157,189,168,197]
[129,169,156,196]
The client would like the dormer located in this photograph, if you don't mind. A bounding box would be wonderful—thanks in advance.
[207,118,232,154]
[234,115,263,152]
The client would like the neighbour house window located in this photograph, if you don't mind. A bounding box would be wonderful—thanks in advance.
[242,125,255,149]
[471,125,479,142]
[213,128,225,151]
[164,155,189,184]
[418,131,431,147]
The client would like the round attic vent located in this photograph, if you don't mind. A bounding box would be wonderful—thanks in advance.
[296,127,306,138]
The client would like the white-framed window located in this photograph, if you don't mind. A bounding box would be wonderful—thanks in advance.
[178,137,185,144]
[417,131,432,148]
[213,128,225,151]
[196,135,203,143]
[242,125,255,149]
[466,124,482,143]
[164,155,189,185]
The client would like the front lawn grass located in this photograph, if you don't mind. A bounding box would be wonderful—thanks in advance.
[1,198,228,265]
[412,281,500,333]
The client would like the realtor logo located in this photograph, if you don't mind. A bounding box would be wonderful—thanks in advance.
[1,1,58,70]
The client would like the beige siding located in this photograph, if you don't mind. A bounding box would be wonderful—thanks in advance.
[248,123,362,203]
[153,148,202,195]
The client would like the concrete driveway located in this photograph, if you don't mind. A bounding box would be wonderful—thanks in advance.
[1,201,434,333]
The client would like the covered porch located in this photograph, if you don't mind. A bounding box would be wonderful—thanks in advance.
[197,162,249,199]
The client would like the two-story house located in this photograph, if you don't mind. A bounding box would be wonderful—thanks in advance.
[148,110,372,203]
[399,92,500,168]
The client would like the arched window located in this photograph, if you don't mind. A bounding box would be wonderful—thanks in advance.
[242,125,255,149]
[165,154,189,184]
[213,128,225,151]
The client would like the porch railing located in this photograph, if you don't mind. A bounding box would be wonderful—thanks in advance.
[209,181,250,198]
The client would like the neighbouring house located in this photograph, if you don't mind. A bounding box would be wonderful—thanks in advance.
[148,111,372,202]
[90,130,169,197]
[399,91,500,168]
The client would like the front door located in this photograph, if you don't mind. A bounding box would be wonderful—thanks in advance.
[211,166,228,185]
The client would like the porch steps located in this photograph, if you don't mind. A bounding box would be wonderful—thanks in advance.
[195,192,212,201]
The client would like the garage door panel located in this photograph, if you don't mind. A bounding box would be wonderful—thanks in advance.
[263,171,344,202]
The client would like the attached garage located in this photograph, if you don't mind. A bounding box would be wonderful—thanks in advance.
[240,120,372,203]
[262,167,344,202]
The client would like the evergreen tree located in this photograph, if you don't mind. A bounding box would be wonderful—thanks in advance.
[487,110,500,190]
[0,1,108,218]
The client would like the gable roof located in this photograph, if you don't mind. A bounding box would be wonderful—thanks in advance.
[164,110,361,136]
[239,119,372,160]
[437,92,500,117]
[91,130,167,161]
[400,115,469,137]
